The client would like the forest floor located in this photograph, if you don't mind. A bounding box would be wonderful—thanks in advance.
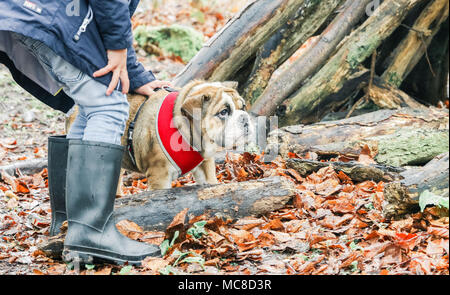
[0,0,448,275]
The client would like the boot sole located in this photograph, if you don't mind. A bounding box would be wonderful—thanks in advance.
[63,245,161,266]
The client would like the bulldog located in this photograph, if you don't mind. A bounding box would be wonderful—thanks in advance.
[66,80,253,192]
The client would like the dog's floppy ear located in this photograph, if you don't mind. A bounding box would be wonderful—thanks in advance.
[222,81,239,90]
[225,89,246,110]
[181,94,211,118]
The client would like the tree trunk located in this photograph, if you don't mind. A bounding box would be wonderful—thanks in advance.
[249,0,372,117]
[173,0,307,86]
[383,152,449,218]
[242,0,343,105]
[266,107,449,167]
[280,0,425,125]
[381,0,449,87]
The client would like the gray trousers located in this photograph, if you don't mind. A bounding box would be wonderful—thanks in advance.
[11,33,129,146]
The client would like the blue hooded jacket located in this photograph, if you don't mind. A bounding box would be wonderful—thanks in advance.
[0,0,156,113]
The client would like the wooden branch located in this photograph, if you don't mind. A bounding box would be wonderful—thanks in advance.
[249,0,372,117]
[242,0,343,105]
[286,158,404,183]
[381,0,449,87]
[383,152,449,218]
[0,158,47,176]
[173,0,307,86]
[280,0,425,125]
[266,107,449,167]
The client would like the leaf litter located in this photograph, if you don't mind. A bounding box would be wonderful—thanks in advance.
[1,147,447,275]
[0,0,448,275]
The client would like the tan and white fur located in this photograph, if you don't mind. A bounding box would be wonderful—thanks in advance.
[66,80,253,193]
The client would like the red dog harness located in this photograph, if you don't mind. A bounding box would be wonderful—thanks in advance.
[127,90,204,177]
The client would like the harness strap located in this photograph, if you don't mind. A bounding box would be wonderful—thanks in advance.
[127,86,177,167]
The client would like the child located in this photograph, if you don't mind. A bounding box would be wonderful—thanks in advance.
[0,0,170,265]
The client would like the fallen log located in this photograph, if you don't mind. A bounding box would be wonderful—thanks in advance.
[0,158,47,176]
[266,107,449,167]
[114,176,296,231]
[173,0,307,86]
[286,158,404,183]
[39,176,297,257]
[280,0,424,125]
[383,152,449,218]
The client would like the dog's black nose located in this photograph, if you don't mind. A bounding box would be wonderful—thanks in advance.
[239,114,249,127]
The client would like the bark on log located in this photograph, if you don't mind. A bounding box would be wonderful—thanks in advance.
[173,0,307,86]
[381,0,449,87]
[280,0,425,125]
[249,0,372,117]
[242,0,343,105]
[114,176,296,231]
[39,176,297,258]
[0,158,47,176]
[367,77,425,109]
[266,107,449,167]
[383,152,449,218]
[286,158,404,183]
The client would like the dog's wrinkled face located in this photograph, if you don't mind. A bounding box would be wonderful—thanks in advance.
[178,81,254,154]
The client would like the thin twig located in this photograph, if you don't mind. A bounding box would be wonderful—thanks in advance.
[368,50,377,90]
[400,24,436,77]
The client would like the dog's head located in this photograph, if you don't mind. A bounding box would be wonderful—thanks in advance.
[174,81,254,156]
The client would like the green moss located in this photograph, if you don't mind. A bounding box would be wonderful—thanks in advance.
[346,35,380,69]
[384,71,403,88]
[134,24,204,63]
[373,129,449,167]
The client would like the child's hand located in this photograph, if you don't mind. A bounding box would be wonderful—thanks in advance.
[93,49,130,96]
[135,80,174,96]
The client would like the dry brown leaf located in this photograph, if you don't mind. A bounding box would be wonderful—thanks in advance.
[389,217,414,232]
[233,217,265,231]
[207,230,226,245]
[165,208,189,241]
[320,214,354,230]
[94,267,112,275]
[340,252,361,269]
[142,257,169,273]
[116,219,144,240]
[261,219,284,231]
[427,226,449,239]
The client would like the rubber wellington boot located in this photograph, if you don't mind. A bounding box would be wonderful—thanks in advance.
[62,140,160,265]
[48,135,69,236]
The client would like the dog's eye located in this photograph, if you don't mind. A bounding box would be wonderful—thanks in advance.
[217,108,230,119]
